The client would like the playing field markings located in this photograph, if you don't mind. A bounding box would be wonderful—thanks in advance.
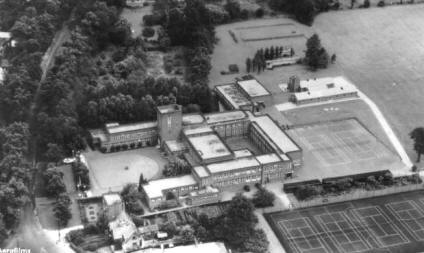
[351,206,409,248]
[277,217,331,253]
[387,200,424,241]
[316,211,371,253]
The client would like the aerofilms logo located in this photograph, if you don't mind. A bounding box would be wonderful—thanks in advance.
[0,248,31,253]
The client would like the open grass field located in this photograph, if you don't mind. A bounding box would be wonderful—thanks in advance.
[210,18,327,94]
[83,148,167,195]
[265,190,424,253]
[313,5,424,164]
[286,118,405,181]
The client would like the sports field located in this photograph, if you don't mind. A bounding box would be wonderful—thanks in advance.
[314,5,424,164]
[265,190,424,253]
[286,118,405,180]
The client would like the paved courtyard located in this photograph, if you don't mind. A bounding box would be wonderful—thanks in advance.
[83,148,167,195]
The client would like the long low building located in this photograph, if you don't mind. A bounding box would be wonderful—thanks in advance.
[290,76,359,105]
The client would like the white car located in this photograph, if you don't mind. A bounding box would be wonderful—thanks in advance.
[63,157,76,164]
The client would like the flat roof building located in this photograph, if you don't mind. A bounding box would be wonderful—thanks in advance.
[214,83,253,110]
[236,78,270,98]
[186,133,233,163]
[291,76,358,105]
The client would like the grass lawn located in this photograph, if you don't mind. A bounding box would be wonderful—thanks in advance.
[286,118,405,181]
[121,6,153,37]
[265,190,424,253]
[313,5,424,165]
[210,18,332,94]
[83,148,167,195]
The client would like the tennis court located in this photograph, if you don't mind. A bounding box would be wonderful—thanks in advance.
[286,118,405,180]
[265,190,424,253]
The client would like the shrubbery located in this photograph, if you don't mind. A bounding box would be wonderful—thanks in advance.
[290,173,422,201]
[142,27,155,38]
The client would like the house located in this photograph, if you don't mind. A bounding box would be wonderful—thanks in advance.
[77,192,124,224]
[139,242,229,253]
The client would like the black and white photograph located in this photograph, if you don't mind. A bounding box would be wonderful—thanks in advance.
[0,0,423,252]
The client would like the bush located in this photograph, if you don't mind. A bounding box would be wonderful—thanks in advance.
[252,188,275,208]
[363,0,370,7]
[142,27,155,38]
[228,64,239,73]
[240,9,249,20]
[377,0,385,6]
[143,14,163,26]
[255,8,264,18]
[243,185,251,192]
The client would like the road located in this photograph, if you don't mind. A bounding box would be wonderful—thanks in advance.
[3,21,75,253]
[5,205,74,253]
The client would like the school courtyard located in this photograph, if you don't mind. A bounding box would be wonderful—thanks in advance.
[82,148,168,195]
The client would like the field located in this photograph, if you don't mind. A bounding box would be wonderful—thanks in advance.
[265,190,424,253]
[281,99,392,149]
[210,18,327,94]
[285,118,405,181]
[83,148,167,195]
[313,5,424,164]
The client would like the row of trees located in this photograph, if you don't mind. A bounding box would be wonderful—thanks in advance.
[0,0,85,244]
[0,123,31,244]
[268,0,337,25]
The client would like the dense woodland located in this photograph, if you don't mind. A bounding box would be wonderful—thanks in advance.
[0,0,81,245]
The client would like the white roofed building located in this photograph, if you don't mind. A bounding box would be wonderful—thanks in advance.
[291,76,359,105]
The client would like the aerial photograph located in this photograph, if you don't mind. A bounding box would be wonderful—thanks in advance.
[0,0,423,252]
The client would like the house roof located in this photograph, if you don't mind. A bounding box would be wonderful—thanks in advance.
[143,175,197,199]
[215,84,251,109]
[106,121,157,134]
[109,212,137,241]
[248,113,300,153]
[204,110,247,124]
[187,133,232,160]
[193,166,210,178]
[103,193,122,206]
[206,156,260,174]
[139,242,228,253]
[237,79,270,98]
[294,76,358,101]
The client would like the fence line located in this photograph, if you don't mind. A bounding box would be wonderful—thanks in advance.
[262,184,423,213]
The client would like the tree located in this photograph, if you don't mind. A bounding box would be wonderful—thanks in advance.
[44,168,66,197]
[121,184,144,215]
[45,143,65,163]
[54,193,72,227]
[179,227,195,243]
[142,27,155,38]
[305,34,329,70]
[224,0,241,20]
[331,53,336,63]
[242,229,269,253]
[252,188,276,208]
[245,58,252,73]
[138,173,147,191]
[293,0,315,25]
[410,127,424,162]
